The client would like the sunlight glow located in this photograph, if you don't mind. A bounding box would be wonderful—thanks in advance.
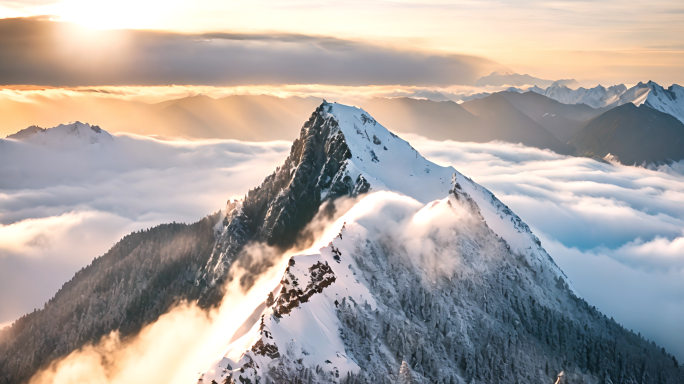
[0,0,681,84]
[44,0,185,30]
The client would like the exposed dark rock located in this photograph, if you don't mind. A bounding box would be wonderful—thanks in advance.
[201,102,369,297]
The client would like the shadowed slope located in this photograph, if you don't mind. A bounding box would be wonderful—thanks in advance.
[461,94,576,154]
[497,91,607,142]
[570,103,684,165]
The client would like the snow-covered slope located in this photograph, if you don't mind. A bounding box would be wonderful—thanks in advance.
[321,103,573,276]
[199,103,581,384]
[531,81,684,124]
[615,81,684,124]
[6,122,114,149]
[530,83,627,109]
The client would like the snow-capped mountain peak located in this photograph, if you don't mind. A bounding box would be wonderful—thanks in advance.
[199,102,578,384]
[5,121,114,150]
[530,83,627,108]
[321,103,454,204]
[531,80,684,123]
[617,81,684,124]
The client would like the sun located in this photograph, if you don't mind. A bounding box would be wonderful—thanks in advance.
[42,0,184,30]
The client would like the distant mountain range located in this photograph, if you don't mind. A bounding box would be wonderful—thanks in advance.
[150,94,321,140]
[531,81,684,124]
[366,84,684,165]
[6,80,684,167]
[475,71,578,88]
[0,94,321,142]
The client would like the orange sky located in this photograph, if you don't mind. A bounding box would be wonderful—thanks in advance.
[0,0,683,85]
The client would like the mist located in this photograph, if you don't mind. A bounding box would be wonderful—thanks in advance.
[3,133,684,360]
[27,244,293,384]
[24,187,364,384]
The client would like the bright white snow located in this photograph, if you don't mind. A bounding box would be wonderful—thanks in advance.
[531,81,684,124]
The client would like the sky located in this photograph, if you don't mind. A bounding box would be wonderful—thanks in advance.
[2,132,684,360]
[0,0,683,86]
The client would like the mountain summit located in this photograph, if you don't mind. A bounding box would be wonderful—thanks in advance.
[531,80,684,125]
[197,102,682,384]
[1,102,682,384]
[530,83,627,109]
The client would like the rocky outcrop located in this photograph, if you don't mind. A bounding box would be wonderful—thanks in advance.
[201,102,370,300]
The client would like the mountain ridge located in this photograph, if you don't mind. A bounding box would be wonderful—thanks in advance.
[531,80,684,125]
[495,91,605,142]
[530,83,627,109]
[570,103,684,165]
[460,94,576,154]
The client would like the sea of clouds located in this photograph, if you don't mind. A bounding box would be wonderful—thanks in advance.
[0,134,290,328]
[1,133,683,360]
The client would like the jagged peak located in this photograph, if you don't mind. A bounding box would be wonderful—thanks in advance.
[204,101,574,303]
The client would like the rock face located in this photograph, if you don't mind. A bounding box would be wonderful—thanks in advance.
[1,102,683,384]
[200,102,370,302]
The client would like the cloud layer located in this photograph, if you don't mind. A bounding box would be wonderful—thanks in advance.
[0,134,291,324]
[0,17,499,87]
[3,132,684,361]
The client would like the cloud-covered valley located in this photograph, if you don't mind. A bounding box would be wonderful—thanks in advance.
[2,132,684,359]
[0,134,291,327]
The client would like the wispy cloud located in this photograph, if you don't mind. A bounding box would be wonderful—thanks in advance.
[3,132,684,360]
